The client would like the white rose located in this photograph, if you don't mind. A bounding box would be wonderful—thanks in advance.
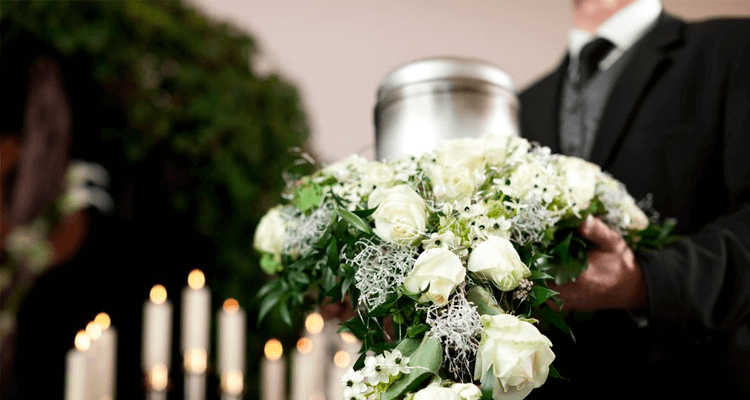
[480,134,531,165]
[403,248,466,306]
[368,184,427,245]
[360,162,395,192]
[557,156,601,211]
[429,165,476,202]
[500,161,559,203]
[413,385,462,400]
[322,154,368,181]
[435,138,486,170]
[474,314,555,400]
[253,206,287,261]
[450,383,482,400]
[468,236,530,291]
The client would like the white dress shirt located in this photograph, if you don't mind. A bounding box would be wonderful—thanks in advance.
[568,0,663,78]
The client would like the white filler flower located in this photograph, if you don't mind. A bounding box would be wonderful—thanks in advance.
[368,184,427,245]
[404,248,465,306]
[468,236,530,291]
[474,314,555,400]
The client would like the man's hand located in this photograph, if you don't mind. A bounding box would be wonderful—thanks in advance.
[548,215,648,312]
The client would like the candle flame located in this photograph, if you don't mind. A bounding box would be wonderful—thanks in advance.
[74,330,90,351]
[150,285,167,304]
[264,339,283,360]
[187,269,205,289]
[297,337,313,354]
[86,321,102,340]
[183,348,207,374]
[340,332,357,344]
[149,364,169,391]
[221,371,244,396]
[333,351,350,368]
[304,312,324,334]
[94,312,111,330]
[223,298,240,314]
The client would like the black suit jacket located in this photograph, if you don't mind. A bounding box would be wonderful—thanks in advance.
[520,14,750,398]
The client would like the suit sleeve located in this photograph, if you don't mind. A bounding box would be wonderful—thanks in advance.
[638,30,750,338]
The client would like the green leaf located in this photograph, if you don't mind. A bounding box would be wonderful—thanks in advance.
[366,292,400,318]
[278,301,292,327]
[549,363,566,380]
[394,338,421,357]
[259,252,282,274]
[480,364,495,399]
[294,182,324,212]
[529,270,555,281]
[380,335,443,400]
[466,286,504,316]
[539,305,575,342]
[327,237,339,269]
[258,291,282,326]
[352,205,378,218]
[340,316,369,339]
[256,280,283,299]
[529,286,559,307]
[406,324,430,338]
[339,207,371,233]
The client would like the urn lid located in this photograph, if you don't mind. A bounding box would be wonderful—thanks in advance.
[377,56,515,102]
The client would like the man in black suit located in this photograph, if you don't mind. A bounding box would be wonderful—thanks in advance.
[519,0,750,397]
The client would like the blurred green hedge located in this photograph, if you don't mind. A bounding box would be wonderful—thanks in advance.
[2,0,311,396]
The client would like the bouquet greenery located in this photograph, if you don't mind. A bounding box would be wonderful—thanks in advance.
[253,134,677,400]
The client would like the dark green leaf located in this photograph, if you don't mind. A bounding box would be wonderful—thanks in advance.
[467,286,504,316]
[529,270,555,281]
[352,205,378,218]
[339,207,371,233]
[529,286,559,307]
[549,363,566,380]
[406,324,430,338]
[256,280,283,299]
[278,301,292,326]
[539,305,575,342]
[258,291,282,326]
[366,292,400,318]
[327,237,339,269]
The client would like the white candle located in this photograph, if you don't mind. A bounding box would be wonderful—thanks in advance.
[182,270,210,400]
[327,329,361,400]
[261,339,284,400]
[219,298,246,396]
[291,313,328,400]
[65,331,90,400]
[85,320,102,400]
[95,313,117,400]
[142,284,172,392]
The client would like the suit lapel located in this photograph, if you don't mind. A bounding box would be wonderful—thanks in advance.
[589,14,686,168]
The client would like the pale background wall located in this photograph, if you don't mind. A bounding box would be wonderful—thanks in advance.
[187,0,750,163]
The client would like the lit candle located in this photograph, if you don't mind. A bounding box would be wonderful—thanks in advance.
[65,330,90,400]
[291,313,328,400]
[261,339,284,400]
[219,298,246,399]
[142,284,172,394]
[327,329,361,400]
[85,320,102,400]
[182,269,210,400]
[95,312,117,400]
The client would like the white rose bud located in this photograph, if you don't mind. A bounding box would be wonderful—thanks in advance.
[428,165,476,202]
[413,385,462,400]
[474,314,555,400]
[368,184,427,245]
[450,383,482,400]
[468,236,530,291]
[404,248,466,306]
[253,206,287,261]
[557,156,601,211]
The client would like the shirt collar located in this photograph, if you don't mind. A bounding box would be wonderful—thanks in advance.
[568,0,663,59]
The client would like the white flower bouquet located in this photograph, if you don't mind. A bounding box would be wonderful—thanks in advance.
[254,134,677,399]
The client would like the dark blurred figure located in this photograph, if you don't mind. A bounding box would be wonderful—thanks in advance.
[1,29,219,400]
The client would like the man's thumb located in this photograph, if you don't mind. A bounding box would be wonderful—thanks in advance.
[579,215,620,250]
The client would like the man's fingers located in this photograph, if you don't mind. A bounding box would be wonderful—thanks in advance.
[579,215,621,251]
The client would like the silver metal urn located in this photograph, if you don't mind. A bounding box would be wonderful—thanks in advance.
[374,56,519,162]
